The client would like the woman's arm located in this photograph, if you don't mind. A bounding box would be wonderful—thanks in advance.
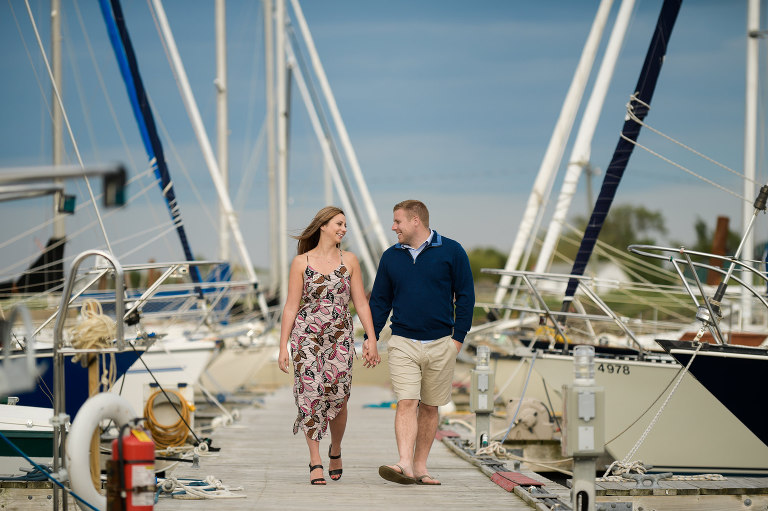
[278,256,306,373]
[346,251,380,368]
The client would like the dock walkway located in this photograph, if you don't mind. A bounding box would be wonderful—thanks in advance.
[154,385,551,511]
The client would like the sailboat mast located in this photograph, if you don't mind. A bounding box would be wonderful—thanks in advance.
[264,0,279,296]
[289,0,389,257]
[493,0,614,307]
[216,0,230,262]
[276,0,290,304]
[51,0,65,238]
[563,0,683,304]
[286,43,378,282]
[534,0,636,274]
[148,0,270,315]
[741,0,760,328]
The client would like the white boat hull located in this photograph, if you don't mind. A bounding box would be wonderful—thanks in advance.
[110,335,216,419]
[532,352,768,473]
[0,404,53,477]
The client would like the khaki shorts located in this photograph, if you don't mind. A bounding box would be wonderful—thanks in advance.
[386,335,458,406]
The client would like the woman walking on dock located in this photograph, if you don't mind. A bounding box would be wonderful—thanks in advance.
[278,206,380,485]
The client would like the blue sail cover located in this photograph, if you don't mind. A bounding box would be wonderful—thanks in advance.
[98,0,202,283]
[564,0,683,303]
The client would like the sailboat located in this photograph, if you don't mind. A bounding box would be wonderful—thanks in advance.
[479,0,768,474]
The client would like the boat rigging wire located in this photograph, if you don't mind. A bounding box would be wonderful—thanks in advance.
[620,132,748,202]
[603,341,703,477]
[22,0,115,255]
[0,429,99,511]
[126,339,205,446]
[71,0,141,173]
[500,350,538,444]
[620,95,753,202]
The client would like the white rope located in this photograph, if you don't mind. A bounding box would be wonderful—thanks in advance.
[604,342,704,477]
[69,299,117,391]
[158,475,246,500]
[475,441,573,476]
[599,472,726,482]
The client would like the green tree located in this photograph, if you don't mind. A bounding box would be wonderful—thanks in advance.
[561,204,667,262]
[687,216,740,254]
[467,246,507,282]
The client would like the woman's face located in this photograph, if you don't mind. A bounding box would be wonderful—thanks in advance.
[321,213,347,243]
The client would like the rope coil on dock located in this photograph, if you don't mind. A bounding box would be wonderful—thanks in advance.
[144,389,192,448]
[157,475,246,500]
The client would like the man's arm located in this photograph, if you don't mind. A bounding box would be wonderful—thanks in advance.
[451,245,475,343]
[367,258,394,339]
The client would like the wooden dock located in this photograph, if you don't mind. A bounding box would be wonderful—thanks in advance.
[4,381,768,510]
[153,384,557,510]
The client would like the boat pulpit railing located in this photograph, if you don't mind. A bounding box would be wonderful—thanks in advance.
[114,259,254,330]
[50,249,125,494]
[0,303,43,395]
[34,259,251,340]
[628,244,768,344]
[480,269,647,357]
[53,250,126,353]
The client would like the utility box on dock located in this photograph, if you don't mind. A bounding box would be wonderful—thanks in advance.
[469,368,494,413]
[469,345,494,449]
[561,384,604,457]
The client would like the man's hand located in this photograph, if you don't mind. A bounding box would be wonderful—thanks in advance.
[362,338,380,368]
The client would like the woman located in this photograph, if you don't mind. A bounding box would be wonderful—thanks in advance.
[278,206,380,485]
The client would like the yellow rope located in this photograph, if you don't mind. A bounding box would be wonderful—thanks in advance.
[144,389,191,449]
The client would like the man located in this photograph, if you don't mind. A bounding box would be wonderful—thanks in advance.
[368,199,474,486]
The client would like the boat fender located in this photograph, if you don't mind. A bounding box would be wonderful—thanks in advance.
[66,392,137,511]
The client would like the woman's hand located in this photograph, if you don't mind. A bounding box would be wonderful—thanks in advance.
[362,338,380,368]
[278,346,290,373]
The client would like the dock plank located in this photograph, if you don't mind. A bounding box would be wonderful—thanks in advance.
[154,385,536,510]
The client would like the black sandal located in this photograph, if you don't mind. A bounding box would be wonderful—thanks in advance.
[309,463,326,485]
[328,444,342,481]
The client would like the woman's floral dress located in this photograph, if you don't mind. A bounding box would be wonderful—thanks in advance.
[290,252,354,440]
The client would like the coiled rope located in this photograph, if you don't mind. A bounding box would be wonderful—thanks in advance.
[475,440,573,476]
[157,475,246,500]
[144,389,191,448]
[69,299,116,391]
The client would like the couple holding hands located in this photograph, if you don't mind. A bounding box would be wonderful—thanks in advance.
[278,200,475,486]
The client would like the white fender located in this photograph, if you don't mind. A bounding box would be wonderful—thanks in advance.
[66,393,138,511]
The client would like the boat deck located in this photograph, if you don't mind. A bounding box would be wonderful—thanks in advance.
[153,384,558,510]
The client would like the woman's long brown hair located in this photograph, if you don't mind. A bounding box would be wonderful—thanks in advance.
[292,206,345,254]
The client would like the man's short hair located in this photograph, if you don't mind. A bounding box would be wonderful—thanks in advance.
[394,200,429,229]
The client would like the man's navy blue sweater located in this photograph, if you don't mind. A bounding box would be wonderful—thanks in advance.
[369,231,475,343]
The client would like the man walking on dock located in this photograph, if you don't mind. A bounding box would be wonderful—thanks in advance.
[368,200,474,485]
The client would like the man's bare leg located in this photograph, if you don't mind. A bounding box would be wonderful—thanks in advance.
[413,403,440,483]
[385,398,419,478]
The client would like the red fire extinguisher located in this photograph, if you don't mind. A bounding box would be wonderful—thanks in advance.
[108,424,156,511]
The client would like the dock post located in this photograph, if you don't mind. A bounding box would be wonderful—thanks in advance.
[562,345,604,511]
[469,345,494,450]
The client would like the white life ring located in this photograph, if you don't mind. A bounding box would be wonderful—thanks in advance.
[66,392,138,511]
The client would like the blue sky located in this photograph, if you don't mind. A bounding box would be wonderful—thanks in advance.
[0,1,764,279]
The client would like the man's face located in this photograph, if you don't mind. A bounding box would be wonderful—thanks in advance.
[392,208,418,246]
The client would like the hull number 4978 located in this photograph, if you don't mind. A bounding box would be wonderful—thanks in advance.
[597,363,630,375]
